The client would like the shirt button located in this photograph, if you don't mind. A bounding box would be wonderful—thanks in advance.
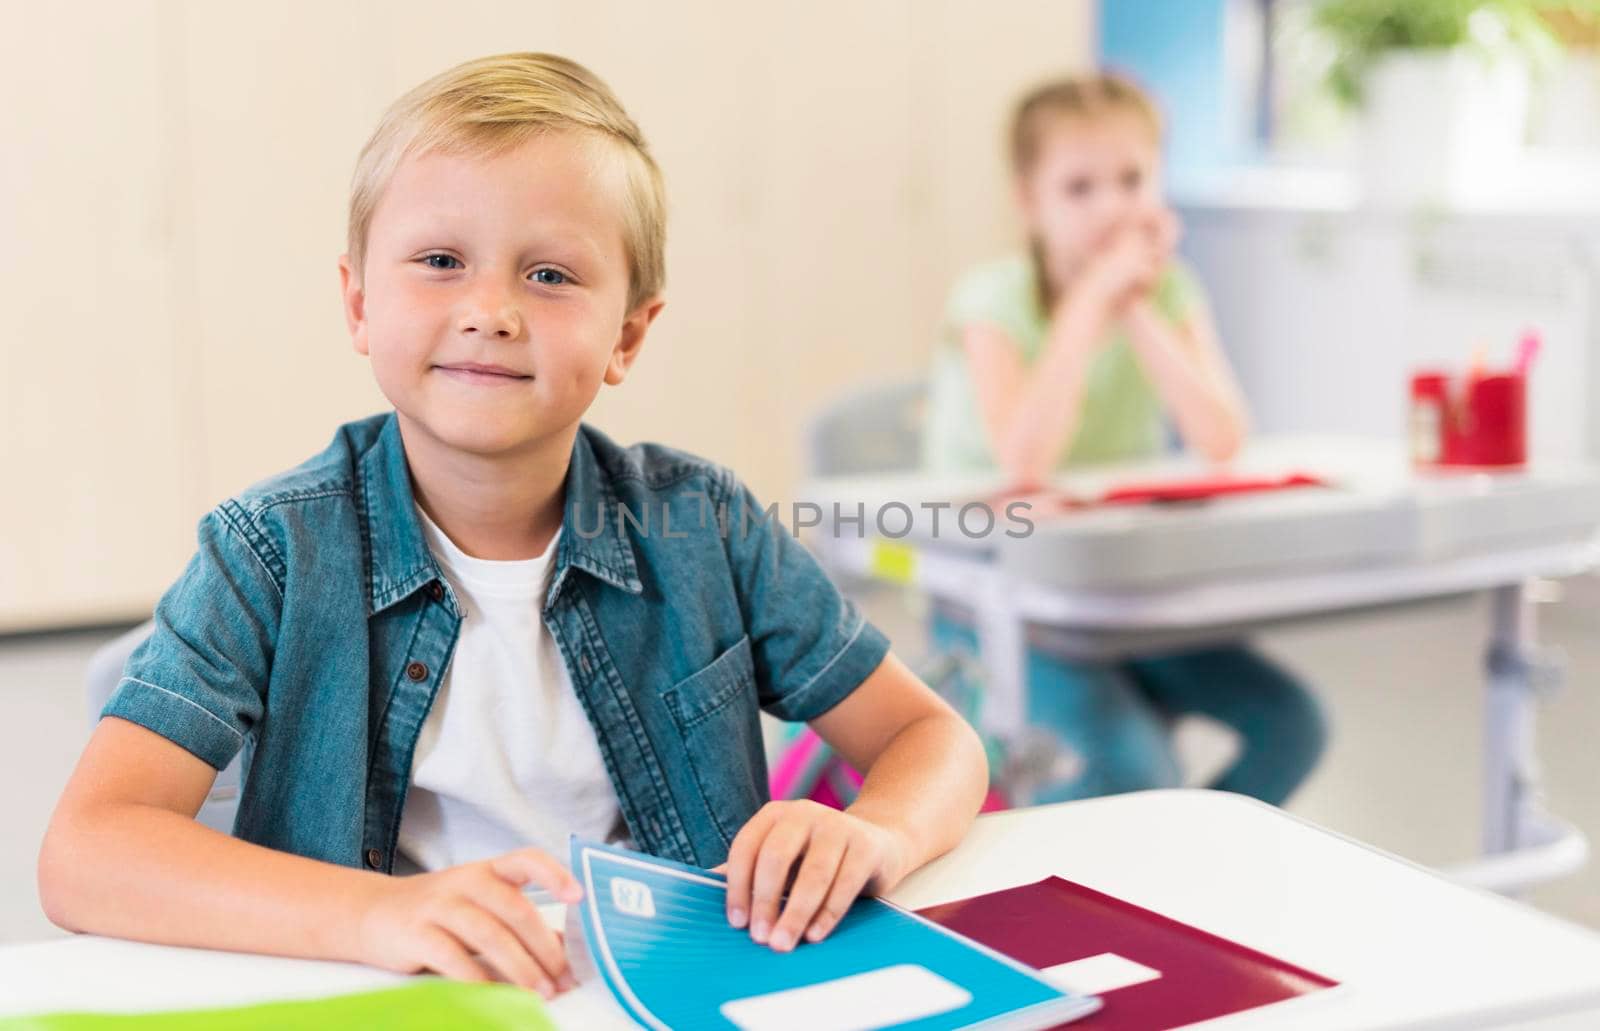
[406,661,428,681]
[579,653,593,676]
[365,847,383,869]
[426,580,445,603]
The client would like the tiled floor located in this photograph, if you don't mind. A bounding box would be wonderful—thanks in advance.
[4,578,1598,945]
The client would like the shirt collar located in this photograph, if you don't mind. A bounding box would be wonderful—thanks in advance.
[553,425,645,598]
[357,413,642,617]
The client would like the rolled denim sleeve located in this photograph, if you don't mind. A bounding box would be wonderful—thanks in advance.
[101,503,278,769]
[712,468,890,722]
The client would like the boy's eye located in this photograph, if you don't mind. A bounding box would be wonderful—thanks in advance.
[1065,176,1093,199]
[421,254,462,270]
[1120,168,1143,192]
[530,268,568,286]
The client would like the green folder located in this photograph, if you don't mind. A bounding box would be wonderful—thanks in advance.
[0,979,556,1031]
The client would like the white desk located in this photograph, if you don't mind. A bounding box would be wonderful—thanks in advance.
[4,792,1600,1029]
[800,437,1600,892]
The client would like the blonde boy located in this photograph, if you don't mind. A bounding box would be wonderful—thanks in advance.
[40,53,986,997]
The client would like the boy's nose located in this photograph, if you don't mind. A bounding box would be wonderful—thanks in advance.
[458,300,523,340]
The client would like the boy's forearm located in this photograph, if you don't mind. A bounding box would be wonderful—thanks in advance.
[844,712,988,883]
[40,801,385,962]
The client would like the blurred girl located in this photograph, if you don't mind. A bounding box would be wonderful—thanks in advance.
[922,72,1326,806]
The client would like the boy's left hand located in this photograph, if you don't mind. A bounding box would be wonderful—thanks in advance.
[718,800,914,952]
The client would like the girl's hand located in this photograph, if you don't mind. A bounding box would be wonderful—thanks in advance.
[1137,202,1181,260]
[1074,222,1166,317]
[354,847,583,998]
[720,800,914,952]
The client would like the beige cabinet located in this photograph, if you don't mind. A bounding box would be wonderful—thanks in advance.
[2,2,194,631]
[1,0,1089,632]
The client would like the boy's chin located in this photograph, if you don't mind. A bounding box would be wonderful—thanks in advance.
[402,407,572,458]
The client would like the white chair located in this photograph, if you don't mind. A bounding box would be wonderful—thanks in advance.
[84,621,243,834]
[805,378,927,478]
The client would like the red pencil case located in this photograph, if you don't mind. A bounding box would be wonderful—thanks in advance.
[1410,369,1526,469]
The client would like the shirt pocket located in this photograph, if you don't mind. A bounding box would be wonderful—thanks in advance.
[661,634,767,846]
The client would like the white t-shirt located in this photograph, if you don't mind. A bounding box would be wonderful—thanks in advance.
[393,505,628,875]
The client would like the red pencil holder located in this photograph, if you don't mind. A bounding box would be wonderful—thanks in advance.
[1410,368,1526,468]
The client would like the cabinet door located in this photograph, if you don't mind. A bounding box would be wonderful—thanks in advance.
[173,1,387,508]
[0,2,192,632]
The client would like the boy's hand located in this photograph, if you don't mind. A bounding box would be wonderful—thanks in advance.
[355,847,583,998]
[720,800,914,953]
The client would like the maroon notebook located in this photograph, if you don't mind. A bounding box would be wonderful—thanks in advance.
[916,877,1337,1030]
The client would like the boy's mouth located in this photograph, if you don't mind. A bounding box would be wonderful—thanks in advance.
[434,362,532,384]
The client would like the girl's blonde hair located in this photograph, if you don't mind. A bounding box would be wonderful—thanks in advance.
[347,52,666,310]
[1006,71,1163,312]
[1008,70,1163,177]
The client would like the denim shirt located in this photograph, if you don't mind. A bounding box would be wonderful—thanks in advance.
[104,411,889,870]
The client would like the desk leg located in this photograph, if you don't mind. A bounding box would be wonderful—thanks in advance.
[1445,582,1587,893]
[974,573,1028,749]
[1483,583,1539,856]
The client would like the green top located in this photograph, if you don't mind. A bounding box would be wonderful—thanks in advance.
[921,253,1204,473]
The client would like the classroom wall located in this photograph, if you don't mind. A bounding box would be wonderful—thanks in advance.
[0,0,1092,632]
[1097,0,1262,173]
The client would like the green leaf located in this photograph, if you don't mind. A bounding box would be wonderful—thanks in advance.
[1312,0,1566,106]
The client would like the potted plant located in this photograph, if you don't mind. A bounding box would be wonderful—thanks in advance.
[1313,0,1581,205]
[1529,5,1600,149]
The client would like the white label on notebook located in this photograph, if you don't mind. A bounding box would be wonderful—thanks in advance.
[610,877,655,918]
[1043,952,1162,995]
[720,963,972,1031]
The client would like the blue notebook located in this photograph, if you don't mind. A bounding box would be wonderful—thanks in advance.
[571,838,1101,1030]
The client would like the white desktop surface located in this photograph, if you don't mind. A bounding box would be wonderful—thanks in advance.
[4,791,1600,1029]
[799,436,1600,602]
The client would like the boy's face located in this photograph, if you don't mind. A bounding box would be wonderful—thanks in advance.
[339,132,661,459]
[1018,111,1162,269]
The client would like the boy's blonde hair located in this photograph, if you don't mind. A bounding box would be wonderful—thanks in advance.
[347,52,666,310]
[1008,71,1163,177]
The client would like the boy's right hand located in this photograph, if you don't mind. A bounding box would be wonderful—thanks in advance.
[354,847,583,998]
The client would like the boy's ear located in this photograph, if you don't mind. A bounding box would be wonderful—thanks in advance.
[338,254,369,357]
[603,295,665,386]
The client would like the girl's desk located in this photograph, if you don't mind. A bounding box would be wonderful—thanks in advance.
[800,437,1600,893]
[4,792,1600,1028]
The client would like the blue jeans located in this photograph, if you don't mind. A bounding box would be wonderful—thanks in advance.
[928,608,1327,807]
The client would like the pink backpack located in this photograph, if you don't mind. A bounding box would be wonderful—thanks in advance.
[768,652,1011,812]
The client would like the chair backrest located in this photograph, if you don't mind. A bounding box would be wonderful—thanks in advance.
[85,619,243,835]
[805,378,928,478]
